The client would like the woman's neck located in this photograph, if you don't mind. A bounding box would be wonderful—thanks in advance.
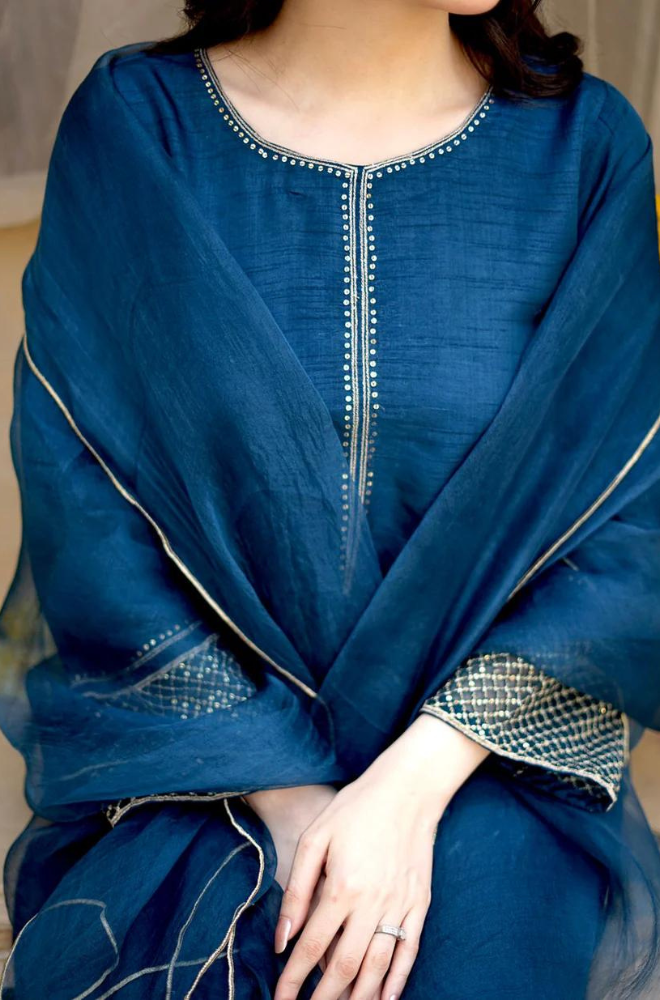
[206,0,490,165]
[228,0,484,114]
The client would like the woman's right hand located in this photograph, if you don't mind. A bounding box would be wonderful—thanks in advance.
[243,784,337,892]
[243,784,363,999]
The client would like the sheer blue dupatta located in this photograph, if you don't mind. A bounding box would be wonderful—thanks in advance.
[2,348,348,815]
[1,42,660,999]
[0,45,384,819]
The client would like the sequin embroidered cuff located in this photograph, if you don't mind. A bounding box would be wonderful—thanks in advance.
[101,633,260,825]
[419,652,628,812]
[98,632,259,719]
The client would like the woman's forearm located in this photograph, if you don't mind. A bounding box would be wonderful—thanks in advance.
[376,713,491,822]
[245,712,488,829]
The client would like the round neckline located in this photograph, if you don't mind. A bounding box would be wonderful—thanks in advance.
[195,47,495,173]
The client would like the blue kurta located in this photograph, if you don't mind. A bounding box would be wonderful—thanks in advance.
[2,40,660,1000]
[140,48,565,576]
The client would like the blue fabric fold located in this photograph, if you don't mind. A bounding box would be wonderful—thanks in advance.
[2,41,660,998]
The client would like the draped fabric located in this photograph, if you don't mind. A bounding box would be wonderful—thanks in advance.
[1,41,660,998]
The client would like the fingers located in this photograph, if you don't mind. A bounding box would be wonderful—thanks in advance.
[309,909,388,1000]
[319,915,352,999]
[379,903,429,1000]
[314,879,334,974]
[276,883,429,1000]
[318,923,339,975]
[275,826,329,952]
[273,896,345,1000]
[342,919,398,1000]
[321,933,350,999]
[321,933,366,1000]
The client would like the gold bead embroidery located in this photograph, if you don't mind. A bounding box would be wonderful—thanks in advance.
[99,635,258,720]
[194,48,494,173]
[421,652,627,810]
[193,45,494,584]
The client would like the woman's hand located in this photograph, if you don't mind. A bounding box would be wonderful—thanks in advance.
[273,714,490,1000]
[244,784,337,890]
[244,785,349,992]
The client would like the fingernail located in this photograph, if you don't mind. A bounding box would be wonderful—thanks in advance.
[389,994,398,1000]
[274,915,291,953]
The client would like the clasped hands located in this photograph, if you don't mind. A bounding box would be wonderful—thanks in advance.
[244,713,489,1000]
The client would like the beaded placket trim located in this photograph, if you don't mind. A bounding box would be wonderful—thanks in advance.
[339,167,380,582]
[194,47,494,585]
[421,651,628,811]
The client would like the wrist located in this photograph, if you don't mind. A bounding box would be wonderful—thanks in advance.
[243,783,335,827]
[378,713,490,821]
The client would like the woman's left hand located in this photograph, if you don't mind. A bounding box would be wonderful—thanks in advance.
[273,713,489,1000]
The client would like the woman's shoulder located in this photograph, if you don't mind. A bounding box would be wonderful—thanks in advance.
[570,72,654,207]
[64,41,201,132]
[506,65,654,204]
[50,40,222,169]
[93,41,195,98]
[508,64,650,157]
[573,71,650,149]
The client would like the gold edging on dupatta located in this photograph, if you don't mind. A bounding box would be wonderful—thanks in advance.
[507,409,660,600]
[183,798,266,1000]
[20,333,318,701]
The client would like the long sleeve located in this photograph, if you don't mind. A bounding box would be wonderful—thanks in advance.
[101,634,258,720]
[413,92,659,816]
[419,651,627,812]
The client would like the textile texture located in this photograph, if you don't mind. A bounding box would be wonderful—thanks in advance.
[1,41,660,998]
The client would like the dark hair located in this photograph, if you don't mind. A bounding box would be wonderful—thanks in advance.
[149,0,584,102]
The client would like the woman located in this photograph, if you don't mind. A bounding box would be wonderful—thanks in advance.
[1,0,660,997]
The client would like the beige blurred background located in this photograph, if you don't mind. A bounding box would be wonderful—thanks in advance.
[1,0,659,960]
